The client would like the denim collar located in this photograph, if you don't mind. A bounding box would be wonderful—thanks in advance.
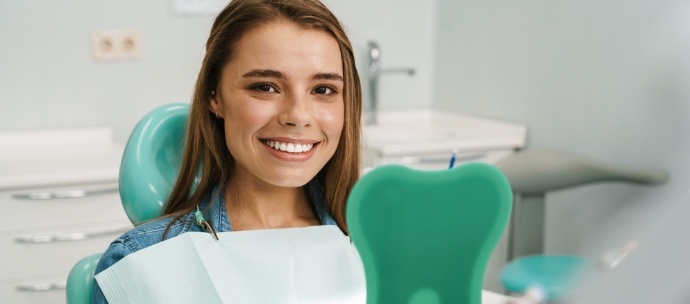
[199,179,336,233]
[307,179,337,226]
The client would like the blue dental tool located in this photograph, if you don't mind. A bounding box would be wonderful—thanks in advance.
[449,148,458,169]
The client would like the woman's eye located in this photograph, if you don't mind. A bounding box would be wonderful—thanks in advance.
[314,86,334,95]
[253,84,276,93]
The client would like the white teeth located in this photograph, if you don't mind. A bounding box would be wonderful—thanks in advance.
[264,140,314,153]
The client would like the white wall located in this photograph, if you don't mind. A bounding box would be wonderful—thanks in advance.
[434,0,690,293]
[324,0,436,112]
[0,0,211,143]
[0,0,435,143]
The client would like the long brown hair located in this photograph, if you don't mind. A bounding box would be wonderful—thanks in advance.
[163,0,361,234]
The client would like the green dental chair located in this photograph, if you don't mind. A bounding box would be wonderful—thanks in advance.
[67,102,514,304]
[497,150,670,301]
[66,103,189,304]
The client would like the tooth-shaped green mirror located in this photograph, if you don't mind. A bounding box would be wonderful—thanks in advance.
[347,163,512,304]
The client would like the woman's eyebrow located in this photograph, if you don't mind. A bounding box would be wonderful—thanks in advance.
[313,73,343,82]
[241,69,343,82]
[242,69,284,78]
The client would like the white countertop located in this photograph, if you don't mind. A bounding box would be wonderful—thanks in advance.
[483,290,531,304]
[363,109,527,157]
[0,127,123,190]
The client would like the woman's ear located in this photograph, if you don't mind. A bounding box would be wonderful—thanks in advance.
[209,90,223,119]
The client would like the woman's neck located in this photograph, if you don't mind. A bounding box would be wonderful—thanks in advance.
[224,174,319,231]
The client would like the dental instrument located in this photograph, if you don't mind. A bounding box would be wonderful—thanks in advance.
[449,148,458,169]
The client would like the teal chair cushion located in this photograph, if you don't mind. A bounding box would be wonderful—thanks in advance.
[347,163,512,304]
[500,255,592,300]
[119,103,190,225]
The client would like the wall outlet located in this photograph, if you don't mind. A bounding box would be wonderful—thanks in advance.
[90,30,142,60]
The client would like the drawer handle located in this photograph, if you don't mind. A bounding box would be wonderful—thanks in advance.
[12,187,118,200]
[16,281,66,292]
[15,226,131,244]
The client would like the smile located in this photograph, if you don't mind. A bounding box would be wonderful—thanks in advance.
[262,140,316,153]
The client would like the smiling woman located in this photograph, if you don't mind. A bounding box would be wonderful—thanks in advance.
[210,19,347,229]
[92,0,361,303]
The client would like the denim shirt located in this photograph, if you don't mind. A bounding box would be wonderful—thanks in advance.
[93,181,336,304]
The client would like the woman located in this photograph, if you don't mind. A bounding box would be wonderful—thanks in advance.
[93,0,361,302]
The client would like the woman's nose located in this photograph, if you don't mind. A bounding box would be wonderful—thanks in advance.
[279,92,312,127]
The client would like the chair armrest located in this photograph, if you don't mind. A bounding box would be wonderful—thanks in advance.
[66,253,103,304]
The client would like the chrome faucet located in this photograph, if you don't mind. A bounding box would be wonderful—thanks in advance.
[367,41,416,125]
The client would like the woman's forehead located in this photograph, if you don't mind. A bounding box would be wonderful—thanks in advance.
[224,21,343,78]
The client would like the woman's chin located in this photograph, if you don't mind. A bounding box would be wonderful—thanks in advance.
[265,174,316,189]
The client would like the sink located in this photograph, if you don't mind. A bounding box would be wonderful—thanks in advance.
[363,125,478,145]
[362,109,526,158]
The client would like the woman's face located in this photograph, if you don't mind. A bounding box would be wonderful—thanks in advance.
[210,20,345,188]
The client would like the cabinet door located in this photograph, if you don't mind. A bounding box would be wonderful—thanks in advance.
[0,183,128,232]
[0,274,68,304]
[0,221,131,282]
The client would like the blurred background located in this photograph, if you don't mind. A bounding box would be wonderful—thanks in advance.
[2,0,690,301]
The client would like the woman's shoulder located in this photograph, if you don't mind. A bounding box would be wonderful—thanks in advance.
[95,212,196,272]
[120,214,195,249]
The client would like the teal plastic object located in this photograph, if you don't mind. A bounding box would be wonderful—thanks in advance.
[500,255,592,300]
[119,103,190,225]
[347,163,513,304]
[66,253,102,304]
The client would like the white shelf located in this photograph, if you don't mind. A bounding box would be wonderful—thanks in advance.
[0,127,124,190]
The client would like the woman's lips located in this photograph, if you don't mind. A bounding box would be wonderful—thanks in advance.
[260,139,320,161]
